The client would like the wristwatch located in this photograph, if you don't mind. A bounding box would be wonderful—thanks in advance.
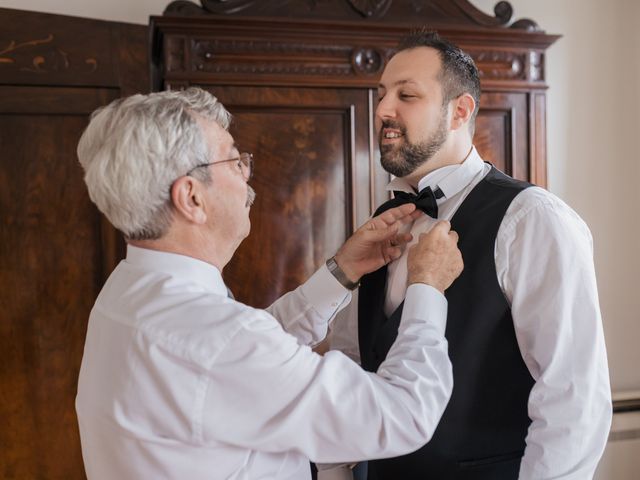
[326,256,360,290]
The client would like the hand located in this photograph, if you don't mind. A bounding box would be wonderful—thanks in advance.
[407,221,463,294]
[334,203,421,282]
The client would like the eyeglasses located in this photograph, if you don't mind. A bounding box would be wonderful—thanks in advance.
[186,152,253,181]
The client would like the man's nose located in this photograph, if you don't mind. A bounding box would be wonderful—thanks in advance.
[375,95,396,121]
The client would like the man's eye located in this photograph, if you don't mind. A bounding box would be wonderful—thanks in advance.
[400,93,416,99]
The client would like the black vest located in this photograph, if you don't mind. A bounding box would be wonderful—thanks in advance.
[359,167,535,480]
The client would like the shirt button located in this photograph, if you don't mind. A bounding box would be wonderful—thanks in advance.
[331,302,338,307]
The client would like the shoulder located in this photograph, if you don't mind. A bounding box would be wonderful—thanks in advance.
[136,293,284,366]
[506,187,590,229]
[500,186,593,246]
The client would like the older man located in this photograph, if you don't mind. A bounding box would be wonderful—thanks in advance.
[75,87,463,479]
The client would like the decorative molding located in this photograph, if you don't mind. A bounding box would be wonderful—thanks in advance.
[163,0,538,30]
[351,47,384,75]
[510,18,541,32]
[527,51,543,82]
[450,0,512,27]
[473,50,526,81]
[0,34,98,74]
[194,38,353,57]
[164,34,544,84]
[190,38,387,77]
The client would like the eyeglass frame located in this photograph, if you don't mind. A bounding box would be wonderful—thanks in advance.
[185,152,253,181]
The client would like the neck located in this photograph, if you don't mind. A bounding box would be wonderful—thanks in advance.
[404,137,473,189]
[128,228,233,271]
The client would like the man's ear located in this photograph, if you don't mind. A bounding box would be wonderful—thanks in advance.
[450,93,476,131]
[170,176,207,224]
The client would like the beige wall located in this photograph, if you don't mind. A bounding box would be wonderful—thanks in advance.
[2,0,638,393]
[0,0,163,23]
[476,0,640,397]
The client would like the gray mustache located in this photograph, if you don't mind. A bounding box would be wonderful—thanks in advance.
[246,185,256,207]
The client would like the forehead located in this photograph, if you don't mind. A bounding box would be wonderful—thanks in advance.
[380,47,443,88]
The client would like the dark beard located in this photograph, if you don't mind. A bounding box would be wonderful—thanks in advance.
[379,113,448,178]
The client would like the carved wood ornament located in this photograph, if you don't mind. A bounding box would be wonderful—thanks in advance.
[153,0,557,92]
[165,0,537,29]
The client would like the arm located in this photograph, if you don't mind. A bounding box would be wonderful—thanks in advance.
[202,221,461,462]
[265,265,352,347]
[266,204,419,346]
[326,292,361,364]
[496,188,612,479]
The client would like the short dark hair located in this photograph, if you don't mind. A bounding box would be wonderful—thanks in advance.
[397,29,481,134]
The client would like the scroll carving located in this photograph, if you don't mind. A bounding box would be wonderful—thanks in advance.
[164,0,537,29]
[347,0,393,17]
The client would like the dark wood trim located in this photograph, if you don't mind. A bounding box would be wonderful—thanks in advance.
[150,15,559,92]
[613,398,640,413]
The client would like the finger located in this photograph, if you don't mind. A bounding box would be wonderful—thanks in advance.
[449,230,459,242]
[409,210,423,221]
[388,232,413,247]
[372,204,416,227]
[431,220,451,233]
[361,223,400,242]
[381,246,403,262]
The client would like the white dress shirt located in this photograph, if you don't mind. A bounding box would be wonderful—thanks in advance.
[76,245,453,479]
[329,147,612,479]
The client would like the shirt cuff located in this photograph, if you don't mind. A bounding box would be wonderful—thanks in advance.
[300,265,352,319]
[402,283,447,336]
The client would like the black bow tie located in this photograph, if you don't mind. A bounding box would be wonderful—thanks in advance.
[374,186,443,219]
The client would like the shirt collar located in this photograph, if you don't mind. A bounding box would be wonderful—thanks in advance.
[386,146,485,201]
[125,245,227,296]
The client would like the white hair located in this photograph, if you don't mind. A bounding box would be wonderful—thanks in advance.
[77,87,231,240]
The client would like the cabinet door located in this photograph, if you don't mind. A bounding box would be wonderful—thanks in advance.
[193,85,384,307]
[474,92,530,182]
[0,9,147,479]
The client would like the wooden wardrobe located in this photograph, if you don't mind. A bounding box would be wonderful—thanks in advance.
[151,0,559,307]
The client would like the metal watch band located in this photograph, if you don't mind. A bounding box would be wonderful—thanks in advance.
[326,256,360,290]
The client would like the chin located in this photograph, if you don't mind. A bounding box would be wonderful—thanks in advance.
[242,219,251,240]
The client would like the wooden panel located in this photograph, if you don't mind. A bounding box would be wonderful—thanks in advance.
[0,9,149,479]
[0,105,112,480]
[530,91,547,186]
[0,8,118,87]
[199,85,379,306]
[474,92,528,181]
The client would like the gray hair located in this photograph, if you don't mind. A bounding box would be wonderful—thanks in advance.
[77,87,231,240]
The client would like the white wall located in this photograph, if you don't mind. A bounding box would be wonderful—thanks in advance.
[0,0,163,23]
[475,0,640,396]
[2,0,638,392]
